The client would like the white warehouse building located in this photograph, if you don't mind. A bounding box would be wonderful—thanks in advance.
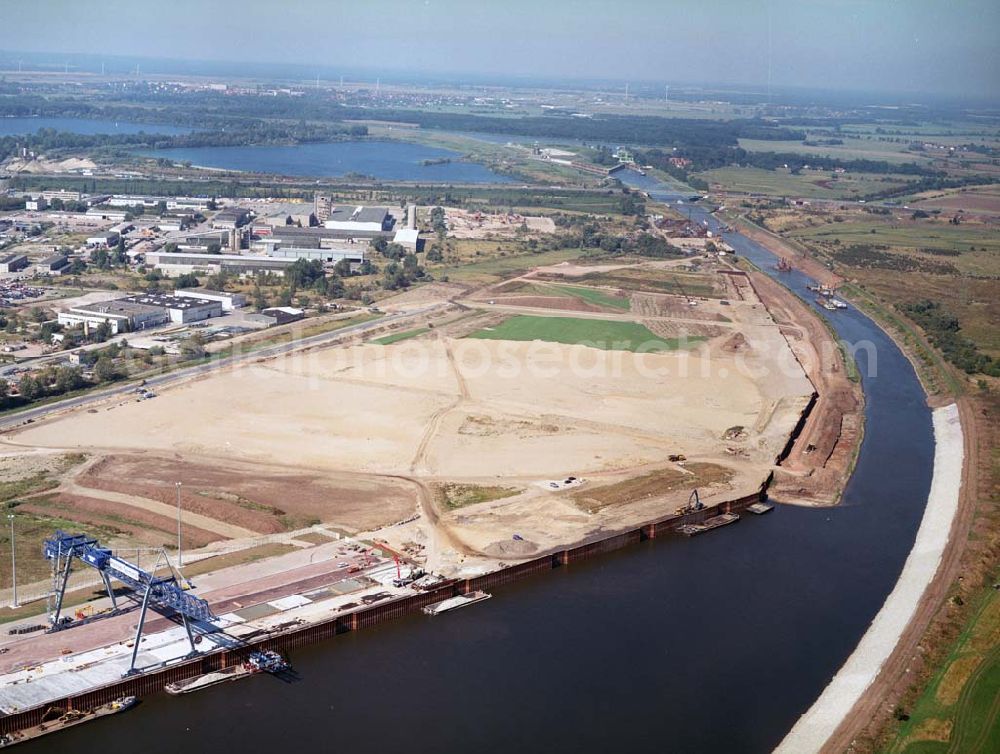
[323,206,392,233]
[175,288,247,311]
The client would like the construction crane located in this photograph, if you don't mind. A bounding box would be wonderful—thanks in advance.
[43,531,216,676]
[685,489,704,514]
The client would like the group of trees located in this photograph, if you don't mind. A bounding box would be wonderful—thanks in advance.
[91,236,129,269]
[382,253,426,291]
[900,300,1000,377]
[0,345,124,409]
[429,206,447,236]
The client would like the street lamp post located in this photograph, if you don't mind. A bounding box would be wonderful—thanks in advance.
[175,482,183,569]
[8,514,17,609]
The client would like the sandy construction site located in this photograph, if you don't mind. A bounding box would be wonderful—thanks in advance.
[4,262,815,576]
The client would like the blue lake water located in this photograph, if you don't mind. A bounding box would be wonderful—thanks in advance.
[0,117,193,137]
[142,141,515,183]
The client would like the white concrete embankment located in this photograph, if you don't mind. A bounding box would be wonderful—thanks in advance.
[775,403,964,753]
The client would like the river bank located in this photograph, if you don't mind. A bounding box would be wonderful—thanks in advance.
[776,403,964,752]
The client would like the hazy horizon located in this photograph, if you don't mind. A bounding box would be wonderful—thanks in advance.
[2,0,998,99]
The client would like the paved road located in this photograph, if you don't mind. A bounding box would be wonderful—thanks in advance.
[0,305,442,431]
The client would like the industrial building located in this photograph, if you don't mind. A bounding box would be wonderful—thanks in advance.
[314,193,335,222]
[265,246,366,266]
[57,293,222,334]
[175,288,246,311]
[57,300,170,334]
[36,254,70,274]
[323,206,393,233]
[25,197,48,211]
[257,306,305,326]
[86,231,120,248]
[174,229,235,250]
[212,207,251,230]
[102,195,164,209]
[94,195,213,211]
[262,225,392,247]
[145,251,297,278]
[40,189,83,203]
[86,207,129,222]
[0,254,30,274]
[167,197,213,211]
[119,293,222,323]
[393,228,419,251]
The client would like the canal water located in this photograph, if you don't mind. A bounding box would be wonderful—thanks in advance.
[28,175,934,753]
[142,140,515,184]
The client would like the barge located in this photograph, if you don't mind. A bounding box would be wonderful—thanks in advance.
[422,591,492,616]
[677,512,740,536]
[747,502,775,515]
[164,650,288,695]
[0,696,135,748]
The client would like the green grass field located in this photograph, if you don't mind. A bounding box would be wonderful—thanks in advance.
[787,221,1000,257]
[887,590,1000,754]
[737,137,935,165]
[551,284,631,310]
[468,315,702,352]
[696,166,913,199]
[372,327,430,345]
[575,268,725,299]
[505,282,631,310]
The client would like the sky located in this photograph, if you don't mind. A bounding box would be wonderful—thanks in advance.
[2,0,998,98]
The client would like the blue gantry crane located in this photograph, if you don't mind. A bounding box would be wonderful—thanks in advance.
[42,531,217,676]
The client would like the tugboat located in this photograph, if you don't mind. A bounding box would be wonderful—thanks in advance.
[0,697,136,748]
[165,650,290,695]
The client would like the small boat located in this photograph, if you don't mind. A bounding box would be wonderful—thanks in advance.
[164,650,289,695]
[422,591,492,616]
[0,697,136,748]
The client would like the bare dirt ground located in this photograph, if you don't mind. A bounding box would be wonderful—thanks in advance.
[911,188,1000,215]
[486,295,604,312]
[17,492,220,549]
[376,282,467,310]
[3,263,816,576]
[749,271,864,505]
[74,454,418,536]
[444,207,556,238]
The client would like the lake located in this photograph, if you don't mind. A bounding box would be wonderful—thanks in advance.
[142,140,515,183]
[0,117,193,137]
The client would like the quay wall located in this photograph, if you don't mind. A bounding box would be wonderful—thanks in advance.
[0,481,767,736]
